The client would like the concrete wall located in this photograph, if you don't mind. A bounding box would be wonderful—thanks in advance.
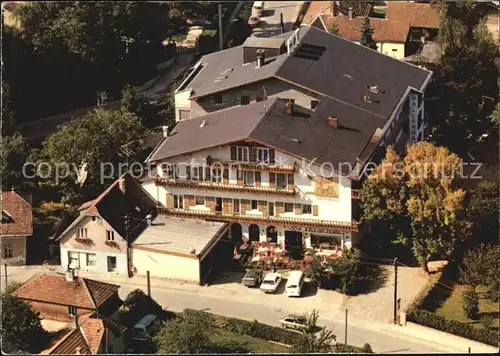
[189,77,321,119]
[174,89,192,122]
[60,215,128,275]
[2,236,27,265]
[351,40,406,60]
[131,248,200,284]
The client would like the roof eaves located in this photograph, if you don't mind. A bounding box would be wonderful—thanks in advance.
[82,278,98,310]
[191,76,274,100]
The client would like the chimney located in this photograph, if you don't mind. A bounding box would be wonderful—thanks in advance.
[256,49,265,68]
[118,178,126,193]
[146,214,152,226]
[420,36,426,45]
[65,267,75,282]
[328,117,338,128]
[285,99,294,115]
[190,246,196,255]
[75,347,81,355]
[348,7,353,20]
[162,125,169,138]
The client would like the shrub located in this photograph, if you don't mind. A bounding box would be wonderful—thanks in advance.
[361,343,374,353]
[407,309,498,346]
[462,290,479,320]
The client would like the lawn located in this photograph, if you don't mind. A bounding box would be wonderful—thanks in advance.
[432,284,499,332]
[208,330,291,353]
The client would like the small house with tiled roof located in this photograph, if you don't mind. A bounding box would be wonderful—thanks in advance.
[55,173,157,276]
[1,190,33,265]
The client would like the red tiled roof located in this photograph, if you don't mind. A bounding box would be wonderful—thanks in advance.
[302,1,331,26]
[323,15,410,42]
[80,318,105,354]
[42,328,92,355]
[336,0,373,18]
[1,191,33,236]
[12,273,120,309]
[385,2,440,29]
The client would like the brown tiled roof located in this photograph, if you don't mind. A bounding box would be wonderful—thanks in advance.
[58,173,157,243]
[1,191,33,236]
[12,273,119,309]
[302,1,331,25]
[80,318,105,354]
[43,328,92,355]
[386,2,440,29]
[303,1,373,26]
[322,14,410,42]
[336,0,373,17]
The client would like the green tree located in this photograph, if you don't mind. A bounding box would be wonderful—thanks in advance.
[154,311,214,354]
[459,244,499,299]
[40,108,145,205]
[2,81,15,135]
[1,132,28,190]
[361,143,472,273]
[119,289,166,327]
[466,181,498,245]
[490,103,500,128]
[329,23,339,35]
[292,310,336,353]
[359,17,378,50]
[121,84,147,115]
[1,289,51,353]
[462,290,479,320]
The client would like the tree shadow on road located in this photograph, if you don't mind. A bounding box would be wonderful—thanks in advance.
[356,264,390,295]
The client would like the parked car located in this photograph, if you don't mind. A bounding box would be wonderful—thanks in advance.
[131,314,160,342]
[248,16,260,27]
[285,270,305,297]
[242,269,263,287]
[279,314,310,331]
[260,272,282,293]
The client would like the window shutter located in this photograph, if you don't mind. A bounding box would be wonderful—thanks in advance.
[258,201,268,216]
[205,167,211,181]
[312,205,319,216]
[186,165,191,180]
[275,202,284,216]
[184,195,194,209]
[287,173,294,189]
[223,168,229,184]
[205,197,215,212]
[269,173,276,187]
[231,146,237,160]
[166,194,174,209]
[249,147,257,162]
[269,149,275,164]
[241,199,250,213]
[294,204,302,215]
[223,198,232,213]
[255,171,261,186]
[237,170,243,185]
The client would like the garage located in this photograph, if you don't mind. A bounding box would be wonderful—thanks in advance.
[131,215,228,284]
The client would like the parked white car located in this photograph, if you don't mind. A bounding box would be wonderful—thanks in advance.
[260,272,282,293]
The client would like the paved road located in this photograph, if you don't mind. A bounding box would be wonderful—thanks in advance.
[254,1,304,37]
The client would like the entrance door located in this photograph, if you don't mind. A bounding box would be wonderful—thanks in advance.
[107,256,117,272]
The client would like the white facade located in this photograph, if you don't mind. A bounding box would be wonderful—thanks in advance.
[131,248,201,283]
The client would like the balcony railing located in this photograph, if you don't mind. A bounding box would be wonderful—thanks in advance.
[157,207,359,233]
[154,177,296,196]
[217,161,296,173]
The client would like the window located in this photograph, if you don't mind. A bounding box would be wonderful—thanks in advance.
[268,202,274,216]
[107,256,117,272]
[68,251,79,268]
[211,168,222,183]
[3,244,12,258]
[233,199,240,213]
[106,230,115,241]
[195,196,205,206]
[174,195,184,209]
[68,305,77,316]
[243,171,255,186]
[392,48,398,52]
[311,100,319,111]
[277,173,287,188]
[257,148,269,163]
[302,204,312,214]
[164,164,178,179]
[251,200,258,210]
[92,216,96,221]
[214,94,223,104]
[86,253,96,266]
[77,227,88,239]
[285,203,294,213]
[240,96,250,105]
[192,166,203,181]
[237,147,249,161]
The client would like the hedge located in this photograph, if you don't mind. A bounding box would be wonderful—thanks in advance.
[407,309,498,347]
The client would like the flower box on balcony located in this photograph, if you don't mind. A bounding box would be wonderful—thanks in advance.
[105,240,119,248]
[75,237,92,243]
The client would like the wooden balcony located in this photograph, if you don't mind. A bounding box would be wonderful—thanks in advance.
[209,159,296,173]
[351,189,361,199]
[154,177,297,196]
[157,207,359,233]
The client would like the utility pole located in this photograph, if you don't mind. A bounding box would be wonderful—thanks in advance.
[218,3,223,50]
[4,264,7,288]
[393,257,398,325]
[147,270,151,297]
[125,214,132,278]
[344,308,348,345]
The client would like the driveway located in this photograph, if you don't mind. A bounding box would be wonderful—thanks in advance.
[253,1,304,37]
[3,264,488,354]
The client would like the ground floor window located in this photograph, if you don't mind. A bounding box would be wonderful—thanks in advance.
[233,199,240,213]
[2,244,12,258]
[310,234,342,249]
[107,256,117,272]
[174,195,184,209]
[69,251,80,268]
[86,253,96,266]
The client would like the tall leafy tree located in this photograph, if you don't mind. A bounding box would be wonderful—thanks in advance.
[1,132,28,190]
[459,244,499,299]
[1,287,51,354]
[359,17,378,50]
[40,108,145,205]
[292,310,337,353]
[361,143,472,273]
